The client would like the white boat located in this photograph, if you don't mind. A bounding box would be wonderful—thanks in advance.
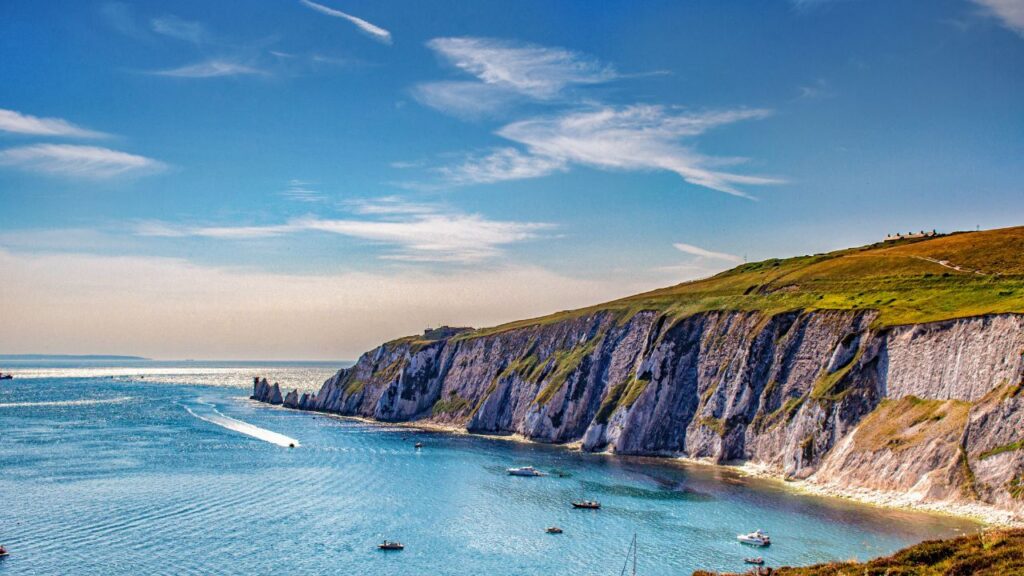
[507,465,544,477]
[737,529,771,547]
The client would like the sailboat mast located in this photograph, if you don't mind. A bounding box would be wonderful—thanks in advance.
[632,533,637,576]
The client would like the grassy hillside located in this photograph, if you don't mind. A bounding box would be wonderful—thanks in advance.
[466,226,1024,339]
[692,528,1024,576]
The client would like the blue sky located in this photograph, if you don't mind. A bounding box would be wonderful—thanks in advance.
[1,0,1022,359]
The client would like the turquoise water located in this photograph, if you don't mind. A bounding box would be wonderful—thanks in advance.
[0,363,975,575]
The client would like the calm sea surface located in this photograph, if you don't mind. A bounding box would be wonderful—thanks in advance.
[0,361,976,575]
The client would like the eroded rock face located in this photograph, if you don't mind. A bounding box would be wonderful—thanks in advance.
[252,312,1024,520]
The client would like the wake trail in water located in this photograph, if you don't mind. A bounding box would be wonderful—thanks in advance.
[183,401,299,447]
[0,396,134,409]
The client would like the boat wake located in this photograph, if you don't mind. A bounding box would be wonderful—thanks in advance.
[183,400,299,448]
[0,396,134,409]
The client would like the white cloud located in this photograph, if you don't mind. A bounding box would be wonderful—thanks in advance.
[345,196,439,215]
[0,109,107,138]
[299,0,392,45]
[673,242,743,263]
[468,105,781,197]
[0,247,665,359]
[153,59,265,78]
[412,81,519,119]
[0,144,165,179]
[438,147,567,186]
[426,37,616,99]
[971,0,1024,35]
[280,179,324,203]
[151,15,208,44]
[135,207,553,263]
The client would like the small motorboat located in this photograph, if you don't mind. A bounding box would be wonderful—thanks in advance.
[744,557,765,565]
[572,500,601,509]
[378,540,404,551]
[507,466,544,477]
[737,529,771,547]
[414,442,423,449]
[0,373,12,380]
[0,545,9,558]
[545,526,563,534]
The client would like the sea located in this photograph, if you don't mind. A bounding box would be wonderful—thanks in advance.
[0,359,977,575]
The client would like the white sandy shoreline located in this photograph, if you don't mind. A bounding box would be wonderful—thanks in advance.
[253,399,1023,528]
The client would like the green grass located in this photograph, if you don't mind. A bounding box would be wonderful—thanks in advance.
[752,394,806,432]
[693,529,1024,576]
[811,346,864,400]
[979,438,1024,460]
[533,339,599,406]
[432,393,469,416]
[455,227,1024,342]
[699,416,726,436]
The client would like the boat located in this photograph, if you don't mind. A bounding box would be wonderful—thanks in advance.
[0,545,8,558]
[545,526,563,534]
[571,500,601,509]
[737,529,771,547]
[744,557,765,565]
[378,540,404,551]
[414,442,423,449]
[0,374,12,380]
[507,465,544,477]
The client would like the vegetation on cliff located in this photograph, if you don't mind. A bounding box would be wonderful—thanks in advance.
[692,529,1024,576]
[462,226,1024,340]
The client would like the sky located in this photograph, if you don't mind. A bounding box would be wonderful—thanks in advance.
[0,0,1022,360]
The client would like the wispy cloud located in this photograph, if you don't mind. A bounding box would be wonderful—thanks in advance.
[412,81,518,119]
[299,0,392,45]
[280,179,324,203]
[797,78,833,100]
[100,2,149,40]
[151,15,208,44]
[135,202,552,263]
[431,105,780,197]
[416,37,617,116]
[438,147,567,186]
[344,196,440,215]
[427,37,616,99]
[673,242,743,263]
[0,144,165,179]
[152,59,266,78]
[0,109,107,138]
[971,0,1024,36]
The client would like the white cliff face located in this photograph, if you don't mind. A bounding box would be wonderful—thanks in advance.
[883,315,1024,401]
[252,311,1024,521]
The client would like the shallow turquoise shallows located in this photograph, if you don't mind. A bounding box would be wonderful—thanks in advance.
[0,362,976,575]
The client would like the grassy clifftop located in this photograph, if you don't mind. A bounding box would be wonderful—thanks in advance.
[693,528,1024,576]
[467,226,1024,339]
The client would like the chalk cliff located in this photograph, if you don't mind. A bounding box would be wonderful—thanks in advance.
[253,228,1024,521]
[253,310,1024,521]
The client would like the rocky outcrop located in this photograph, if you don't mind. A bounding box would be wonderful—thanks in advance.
[252,311,1024,521]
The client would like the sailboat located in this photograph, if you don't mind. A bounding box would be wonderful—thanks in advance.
[618,533,637,576]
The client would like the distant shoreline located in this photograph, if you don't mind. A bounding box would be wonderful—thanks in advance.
[0,354,150,361]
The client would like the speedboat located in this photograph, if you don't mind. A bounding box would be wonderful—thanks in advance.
[378,540,404,551]
[737,529,771,547]
[545,526,563,534]
[572,500,601,509]
[507,465,544,477]
[414,442,423,449]
[744,557,765,565]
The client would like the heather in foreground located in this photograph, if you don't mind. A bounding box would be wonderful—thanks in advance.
[694,529,1024,576]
